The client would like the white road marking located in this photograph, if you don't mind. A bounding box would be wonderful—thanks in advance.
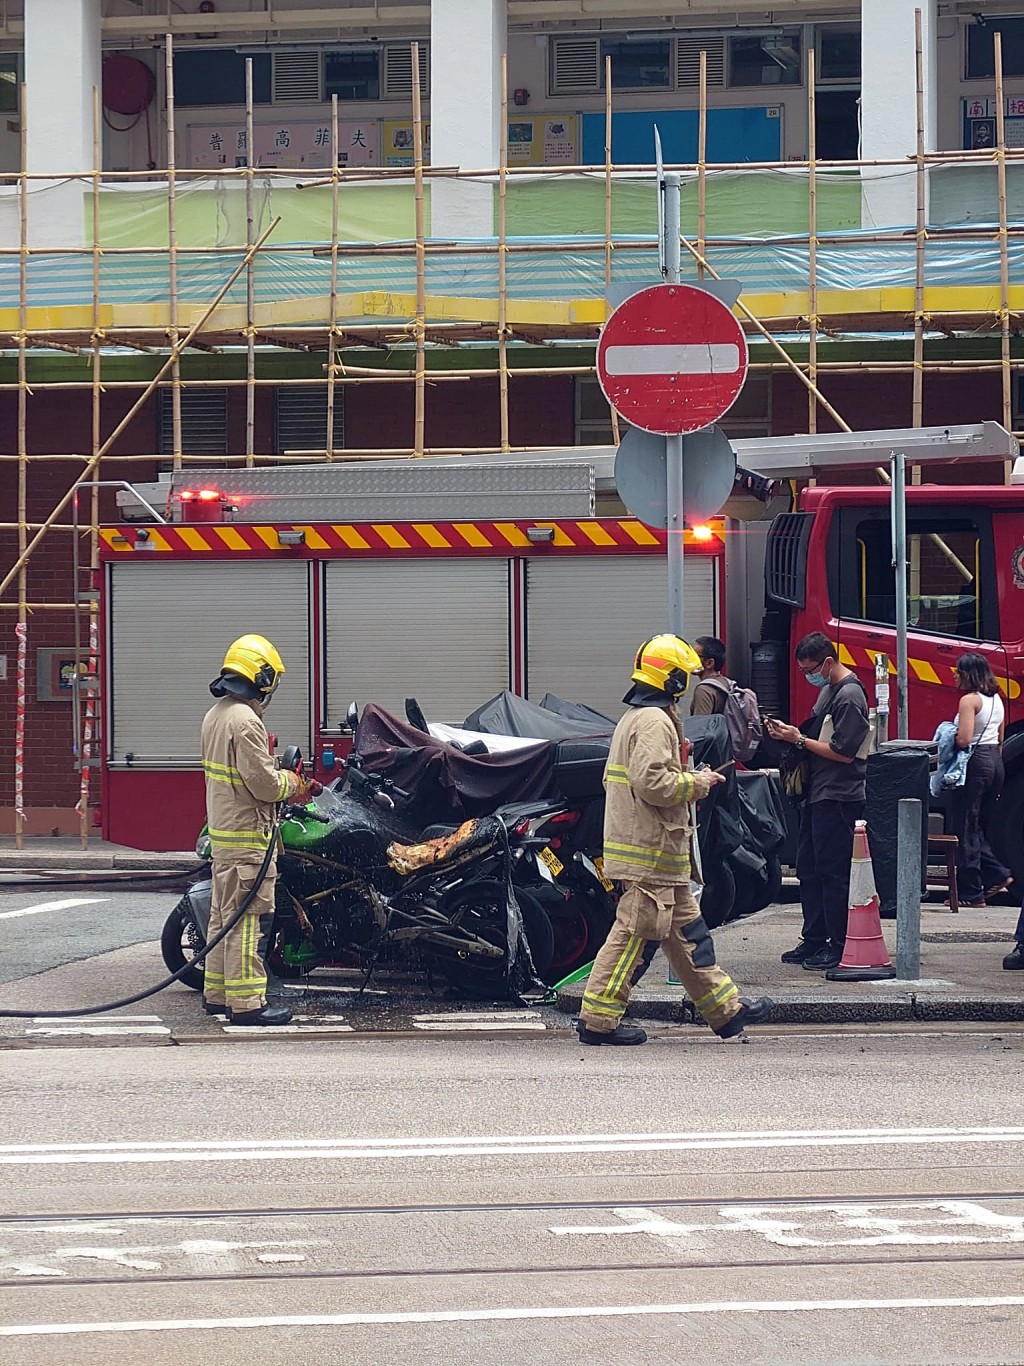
[25,1027,171,1038]
[30,1016,162,1024]
[412,1011,542,1022]
[412,1021,547,1033]
[551,1201,1024,1249]
[2,1126,1023,1167]
[219,1024,354,1035]
[604,343,741,376]
[0,897,107,921]
[4,1295,1024,1338]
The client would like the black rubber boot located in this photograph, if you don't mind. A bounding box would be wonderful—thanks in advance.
[203,1001,228,1017]
[228,1004,293,1026]
[714,995,775,1039]
[575,1019,647,1046]
[1003,944,1024,971]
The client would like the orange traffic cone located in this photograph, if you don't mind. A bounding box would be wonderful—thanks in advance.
[826,820,896,982]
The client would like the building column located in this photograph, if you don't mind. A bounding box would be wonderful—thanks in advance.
[24,0,102,247]
[430,0,506,238]
[860,0,938,228]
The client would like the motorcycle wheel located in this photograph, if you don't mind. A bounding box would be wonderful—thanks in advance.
[547,894,614,981]
[160,898,205,993]
[431,879,553,999]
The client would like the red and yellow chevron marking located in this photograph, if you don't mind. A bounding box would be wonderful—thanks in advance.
[843,643,1022,701]
[100,519,721,559]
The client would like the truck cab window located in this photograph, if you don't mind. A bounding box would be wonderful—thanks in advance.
[831,510,997,642]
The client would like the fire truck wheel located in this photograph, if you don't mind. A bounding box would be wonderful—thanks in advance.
[160,898,205,992]
[701,861,736,930]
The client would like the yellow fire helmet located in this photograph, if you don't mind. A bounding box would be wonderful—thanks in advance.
[630,634,703,699]
[211,633,286,705]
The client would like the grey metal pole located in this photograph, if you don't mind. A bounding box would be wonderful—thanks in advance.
[891,449,910,739]
[663,171,685,635]
[896,797,922,979]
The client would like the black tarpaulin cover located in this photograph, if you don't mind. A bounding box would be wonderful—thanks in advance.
[355,704,557,825]
[463,691,613,740]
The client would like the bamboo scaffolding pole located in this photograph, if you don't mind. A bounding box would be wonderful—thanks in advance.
[807,47,818,435]
[325,95,340,461]
[995,32,1013,475]
[497,54,510,454]
[697,49,707,282]
[78,84,104,850]
[13,85,28,850]
[0,218,282,602]
[244,59,256,468]
[603,56,621,447]
[912,9,927,443]
[411,40,426,459]
[676,233,852,433]
[164,35,183,473]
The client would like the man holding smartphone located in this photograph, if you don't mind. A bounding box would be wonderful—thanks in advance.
[764,631,870,972]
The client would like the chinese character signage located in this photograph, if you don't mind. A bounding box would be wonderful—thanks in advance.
[962,97,1024,150]
[188,120,378,169]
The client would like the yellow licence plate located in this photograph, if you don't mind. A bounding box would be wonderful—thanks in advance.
[538,846,564,877]
[593,855,615,892]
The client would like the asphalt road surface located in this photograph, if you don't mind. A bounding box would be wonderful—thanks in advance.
[3,1027,1024,1363]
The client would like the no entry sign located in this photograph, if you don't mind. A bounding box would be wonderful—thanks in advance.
[596,283,748,436]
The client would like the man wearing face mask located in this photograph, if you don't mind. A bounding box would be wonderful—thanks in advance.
[764,632,870,972]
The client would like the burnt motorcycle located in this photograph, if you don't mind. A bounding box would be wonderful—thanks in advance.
[160,746,547,1001]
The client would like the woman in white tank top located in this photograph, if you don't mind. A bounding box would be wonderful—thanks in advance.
[951,652,1011,906]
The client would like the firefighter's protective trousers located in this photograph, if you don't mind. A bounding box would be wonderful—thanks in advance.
[204,855,277,1014]
[580,881,740,1033]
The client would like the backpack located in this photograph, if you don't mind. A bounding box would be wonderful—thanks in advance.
[701,676,764,764]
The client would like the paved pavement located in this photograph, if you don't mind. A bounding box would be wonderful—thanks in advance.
[2,1031,1023,1363]
[0,836,198,874]
[557,900,1024,1026]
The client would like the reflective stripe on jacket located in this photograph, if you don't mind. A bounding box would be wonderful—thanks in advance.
[602,706,713,884]
[201,697,298,858]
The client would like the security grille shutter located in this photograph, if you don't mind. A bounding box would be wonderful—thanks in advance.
[325,559,509,723]
[677,35,726,90]
[527,555,717,717]
[275,385,345,455]
[382,43,429,98]
[157,388,228,457]
[109,561,310,765]
[550,37,601,94]
[273,51,321,103]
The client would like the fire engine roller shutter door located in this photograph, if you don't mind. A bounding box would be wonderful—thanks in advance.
[526,555,717,717]
[108,560,311,765]
[325,559,511,723]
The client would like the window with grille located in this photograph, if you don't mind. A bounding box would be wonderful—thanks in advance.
[677,35,726,91]
[550,37,602,95]
[157,388,228,457]
[275,385,345,456]
[382,44,429,98]
[273,51,321,103]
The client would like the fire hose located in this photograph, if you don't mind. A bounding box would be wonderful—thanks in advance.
[0,815,280,1019]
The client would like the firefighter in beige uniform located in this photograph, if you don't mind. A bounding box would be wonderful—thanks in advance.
[202,634,308,1027]
[576,635,774,1046]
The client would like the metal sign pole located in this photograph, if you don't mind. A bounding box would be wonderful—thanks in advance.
[662,170,685,636]
[891,449,910,739]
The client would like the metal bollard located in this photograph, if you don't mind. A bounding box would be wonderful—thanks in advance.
[896,797,922,979]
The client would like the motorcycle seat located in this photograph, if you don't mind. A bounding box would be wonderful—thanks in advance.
[387,817,496,877]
